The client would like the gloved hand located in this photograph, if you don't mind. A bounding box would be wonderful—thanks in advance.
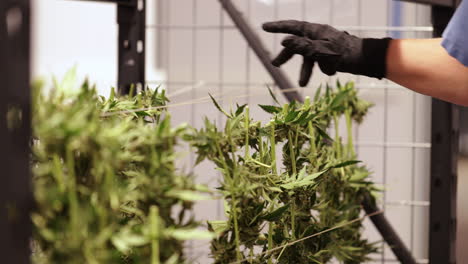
[262,20,392,87]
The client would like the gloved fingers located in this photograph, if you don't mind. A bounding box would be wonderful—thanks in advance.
[262,20,306,37]
[281,36,313,56]
[282,36,340,58]
[299,58,314,87]
[272,48,295,67]
[263,20,329,39]
[317,59,339,76]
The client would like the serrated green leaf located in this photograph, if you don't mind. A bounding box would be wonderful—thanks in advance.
[235,103,247,116]
[331,89,350,109]
[292,111,309,124]
[331,160,361,169]
[258,104,282,114]
[267,85,280,105]
[285,110,300,123]
[208,220,229,235]
[209,93,231,118]
[262,204,290,222]
[315,126,333,142]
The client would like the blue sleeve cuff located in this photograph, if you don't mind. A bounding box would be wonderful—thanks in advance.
[441,0,468,67]
[442,37,468,68]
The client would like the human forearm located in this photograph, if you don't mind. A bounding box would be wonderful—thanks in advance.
[263,21,468,105]
[386,38,468,106]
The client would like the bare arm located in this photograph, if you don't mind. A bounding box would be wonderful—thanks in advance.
[263,21,468,105]
[386,38,468,106]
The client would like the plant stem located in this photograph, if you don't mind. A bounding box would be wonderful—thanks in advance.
[223,119,242,262]
[287,130,297,175]
[268,222,274,264]
[304,96,311,107]
[287,130,297,239]
[259,131,264,163]
[226,119,237,172]
[308,121,316,157]
[232,199,242,262]
[215,140,230,178]
[166,114,173,150]
[270,122,277,175]
[268,123,277,264]
[333,113,341,158]
[52,154,65,192]
[345,109,355,158]
[245,106,250,159]
[250,247,254,263]
[150,206,161,264]
[66,147,79,246]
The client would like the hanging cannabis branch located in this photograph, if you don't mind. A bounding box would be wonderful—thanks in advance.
[31,72,212,264]
[188,81,379,264]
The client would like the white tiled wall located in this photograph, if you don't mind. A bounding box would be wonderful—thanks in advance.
[33,0,435,263]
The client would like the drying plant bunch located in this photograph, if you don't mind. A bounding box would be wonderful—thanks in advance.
[31,72,212,264]
[187,81,379,264]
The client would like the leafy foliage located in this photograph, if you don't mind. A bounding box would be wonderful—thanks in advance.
[188,81,378,264]
[31,73,378,264]
[31,76,211,264]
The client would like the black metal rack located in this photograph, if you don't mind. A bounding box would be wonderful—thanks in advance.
[75,0,146,94]
[401,0,461,6]
[0,1,32,264]
[429,5,459,264]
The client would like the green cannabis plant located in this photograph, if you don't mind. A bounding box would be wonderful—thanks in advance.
[187,81,379,264]
[31,74,212,264]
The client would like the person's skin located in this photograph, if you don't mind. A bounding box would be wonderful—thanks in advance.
[386,38,468,106]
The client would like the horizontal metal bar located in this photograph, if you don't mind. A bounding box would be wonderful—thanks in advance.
[336,26,433,32]
[398,0,454,7]
[147,24,433,32]
[386,200,430,207]
[146,80,408,91]
[66,0,135,5]
[370,258,429,264]
[356,141,431,149]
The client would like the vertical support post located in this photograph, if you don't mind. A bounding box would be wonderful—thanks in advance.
[117,0,146,94]
[430,5,458,264]
[0,0,32,263]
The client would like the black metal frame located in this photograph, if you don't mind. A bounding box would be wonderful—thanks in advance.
[219,0,417,263]
[74,0,146,94]
[400,0,461,7]
[0,0,33,263]
[0,0,145,262]
[116,0,146,94]
[430,6,458,264]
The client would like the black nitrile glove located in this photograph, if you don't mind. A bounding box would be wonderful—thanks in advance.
[262,20,392,87]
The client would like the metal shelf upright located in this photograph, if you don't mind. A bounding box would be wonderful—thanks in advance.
[0,0,33,263]
[74,0,146,94]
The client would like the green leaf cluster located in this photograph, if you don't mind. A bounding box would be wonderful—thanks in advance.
[188,81,379,264]
[31,76,211,264]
